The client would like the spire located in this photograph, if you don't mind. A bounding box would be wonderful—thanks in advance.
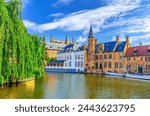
[88,23,94,38]
[72,38,74,43]
[65,34,68,44]
[50,35,53,42]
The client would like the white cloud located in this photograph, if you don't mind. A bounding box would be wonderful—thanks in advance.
[103,16,150,33]
[23,20,42,32]
[27,0,139,32]
[76,36,87,43]
[130,33,150,45]
[49,13,64,17]
[53,0,74,7]
[24,0,143,43]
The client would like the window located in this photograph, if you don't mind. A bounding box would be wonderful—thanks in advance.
[127,57,130,61]
[100,47,103,52]
[99,63,102,69]
[141,57,143,61]
[115,62,118,68]
[134,49,138,55]
[148,57,150,62]
[95,62,98,69]
[119,63,123,68]
[120,53,124,59]
[75,61,77,67]
[78,61,80,67]
[145,57,147,62]
[104,55,107,59]
[109,54,112,59]
[78,55,80,60]
[96,55,98,60]
[100,55,103,60]
[108,62,111,68]
[148,65,150,70]
[104,62,107,68]
[81,61,83,67]
[81,54,83,59]
[75,55,77,60]
[65,62,67,67]
[133,57,136,61]
[69,61,71,67]
[147,49,150,53]
[127,65,130,70]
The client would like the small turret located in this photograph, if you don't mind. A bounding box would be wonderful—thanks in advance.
[65,34,68,44]
[126,36,130,48]
[116,36,120,44]
[88,23,94,38]
[50,35,54,43]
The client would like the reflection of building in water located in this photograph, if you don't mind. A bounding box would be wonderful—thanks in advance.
[43,74,58,98]
[83,74,99,99]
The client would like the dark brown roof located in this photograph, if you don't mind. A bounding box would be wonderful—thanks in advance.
[125,45,150,57]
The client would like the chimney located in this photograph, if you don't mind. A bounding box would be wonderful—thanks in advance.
[95,38,98,45]
[83,44,86,51]
[126,36,130,48]
[139,42,142,46]
[116,36,120,44]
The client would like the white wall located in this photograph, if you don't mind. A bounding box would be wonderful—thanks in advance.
[57,51,84,72]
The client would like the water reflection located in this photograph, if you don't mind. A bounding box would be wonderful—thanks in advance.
[0,72,150,99]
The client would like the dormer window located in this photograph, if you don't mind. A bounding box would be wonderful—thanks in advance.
[134,48,138,55]
[100,47,103,52]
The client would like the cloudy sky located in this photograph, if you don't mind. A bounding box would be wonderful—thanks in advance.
[21,0,150,45]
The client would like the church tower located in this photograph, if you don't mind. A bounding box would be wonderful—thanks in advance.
[88,24,96,53]
[65,34,69,44]
[86,23,96,73]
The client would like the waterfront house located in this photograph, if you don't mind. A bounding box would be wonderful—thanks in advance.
[125,45,150,74]
[86,24,130,73]
[46,43,87,73]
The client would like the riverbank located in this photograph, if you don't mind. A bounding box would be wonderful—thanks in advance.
[0,77,35,88]
[1,72,150,99]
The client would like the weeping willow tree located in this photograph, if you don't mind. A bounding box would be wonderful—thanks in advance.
[0,0,45,86]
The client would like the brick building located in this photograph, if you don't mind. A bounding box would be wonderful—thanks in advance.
[125,45,150,74]
[86,24,130,73]
[45,35,74,59]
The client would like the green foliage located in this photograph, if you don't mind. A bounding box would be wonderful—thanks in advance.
[33,68,41,78]
[0,75,4,85]
[0,0,45,84]
[47,57,51,64]
[47,57,56,64]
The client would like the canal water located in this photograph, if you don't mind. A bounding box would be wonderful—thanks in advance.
[0,72,150,99]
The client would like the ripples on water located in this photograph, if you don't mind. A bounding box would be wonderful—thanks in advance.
[0,72,150,99]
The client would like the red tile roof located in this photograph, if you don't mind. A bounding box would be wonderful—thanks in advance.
[125,45,150,57]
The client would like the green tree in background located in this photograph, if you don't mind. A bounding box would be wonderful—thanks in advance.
[47,57,57,64]
[0,0,45,85]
